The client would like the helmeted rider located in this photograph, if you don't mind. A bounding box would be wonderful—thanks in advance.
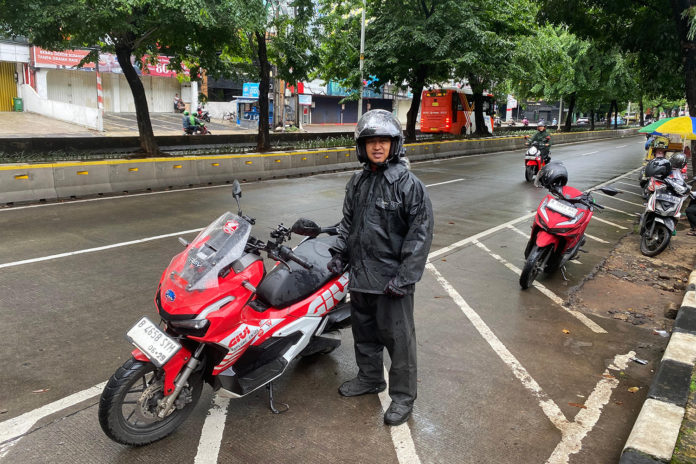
[669,152,688,180]
[327,109,434,427]
[182,110,202,134]
[650,136,670,159]
[526,119,552,163]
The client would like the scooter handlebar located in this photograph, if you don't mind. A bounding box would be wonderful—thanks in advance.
[278,245,313,269]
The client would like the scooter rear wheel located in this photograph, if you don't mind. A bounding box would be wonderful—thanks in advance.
[525,165,536,182]
[520,245,551,289]
[98,358,203,446]
[640,222,671,257]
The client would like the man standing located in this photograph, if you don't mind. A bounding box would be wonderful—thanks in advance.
[328,109,434,426]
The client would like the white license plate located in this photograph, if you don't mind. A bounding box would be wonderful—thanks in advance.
[547,198,578,217]
[126,317,181,367]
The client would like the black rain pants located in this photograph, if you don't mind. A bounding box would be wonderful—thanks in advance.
[350,291,417,406]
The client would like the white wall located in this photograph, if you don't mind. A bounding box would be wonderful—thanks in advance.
[0,43,29,63]
[46,69,96,107]
[20,84,98,129]
[202,101,236,120]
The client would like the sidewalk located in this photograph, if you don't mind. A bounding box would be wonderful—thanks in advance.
[0,112,357,138]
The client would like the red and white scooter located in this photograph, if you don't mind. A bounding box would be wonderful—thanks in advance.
[519,171,618,288]
[99,180,350,446]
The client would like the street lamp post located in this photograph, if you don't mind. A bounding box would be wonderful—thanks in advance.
[357,0,366,121]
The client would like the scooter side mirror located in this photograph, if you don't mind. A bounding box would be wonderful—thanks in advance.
[232,180,242,199]
[599,186,619,196]
[291,218,321,237]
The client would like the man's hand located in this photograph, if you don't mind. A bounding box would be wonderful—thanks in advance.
[385,278,406,298]
[327,255,346,274]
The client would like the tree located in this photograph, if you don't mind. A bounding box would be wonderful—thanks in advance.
[0,0,256,156]
[317,0,478,141]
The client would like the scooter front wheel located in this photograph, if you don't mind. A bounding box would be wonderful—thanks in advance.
[520,245,551,289]
[640,222,671,257]
[525,165,536,182]
[98,358,203,446]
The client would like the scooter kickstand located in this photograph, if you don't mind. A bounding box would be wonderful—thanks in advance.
[560,266,569,281]
[267,382,289,414]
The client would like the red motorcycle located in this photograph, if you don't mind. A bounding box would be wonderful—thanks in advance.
[520,172,618,289]
[99,181,350,446]
[523,137,550,182]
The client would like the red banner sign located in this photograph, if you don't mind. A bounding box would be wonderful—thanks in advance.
[33,47,189,77]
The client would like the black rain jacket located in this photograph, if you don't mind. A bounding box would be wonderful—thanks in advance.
[333,159,434,294]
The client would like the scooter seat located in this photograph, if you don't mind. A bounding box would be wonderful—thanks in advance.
[256,236,340,308]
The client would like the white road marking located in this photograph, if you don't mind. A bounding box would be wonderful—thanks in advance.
[428,212,537,261]
[615,144,628,148]
[591,216,628,230]
[597,204,635,216]
[425,179,465,188]
[580,151,599,156]
[618,189,646,198]
[592,191,644,207]
[378,366,422,464]
[507,224,529,238]
[0,381,107,457]
[570,259,582,264]
[584,233,609,244]
[545,352,634,464]
[193,395,231,464]
[472,240,606,334]
[616,180,641,188]
[0,229,204,269]
[426,262,570,431]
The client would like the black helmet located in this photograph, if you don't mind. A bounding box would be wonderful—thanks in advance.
[670,152,687,169]
[645,158,671,179]
[535,161,568,189]
[355,109,404,165]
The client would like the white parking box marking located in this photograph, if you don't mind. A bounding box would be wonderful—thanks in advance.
[378,366,422,464]
[0,381,107,457]
[545,352,635,464]
[507,224,529,238]
[472,240,606,334]
[593,191,644,207]
[425,178,465,188]
[584,233,609,244]
[194,395,231,464]
[591,216,628,230]
[426,263,570,431]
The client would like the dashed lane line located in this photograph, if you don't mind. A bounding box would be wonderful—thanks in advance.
[580,151,599,156]
[472,240,607,334]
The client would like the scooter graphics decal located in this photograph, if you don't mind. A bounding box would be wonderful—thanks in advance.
[213,324,260,374]
[223,220,239,235]
[306,273,349,316]
[256,318,284,339]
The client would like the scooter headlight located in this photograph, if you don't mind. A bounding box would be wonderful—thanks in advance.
[557,211,584,227]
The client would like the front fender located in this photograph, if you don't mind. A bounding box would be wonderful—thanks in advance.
[131,346,192,396]
[535,230,560,250]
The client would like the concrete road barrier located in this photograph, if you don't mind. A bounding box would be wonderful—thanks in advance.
[0,128,637,205]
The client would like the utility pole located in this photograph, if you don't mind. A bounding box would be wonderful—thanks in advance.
[357,0,366,121]
[557,97,563,130]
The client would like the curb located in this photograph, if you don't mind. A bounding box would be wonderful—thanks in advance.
[620,270,696,463]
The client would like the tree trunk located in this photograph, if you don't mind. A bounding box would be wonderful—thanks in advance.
[611,99,618,129]
[563,92,576,132]
[115,45,159,156]
[590,108,595,131]
[255,31,271,152]
[473,92,490,136]
[639,96,644,126]
[405,65,428,142]
[669,0,696,169]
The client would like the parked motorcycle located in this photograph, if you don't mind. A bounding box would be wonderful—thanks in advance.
[197,106,211,123]
[639,162,692,256]
[523,137,550,182]
[520,172,618,289]
[99,180,351,446]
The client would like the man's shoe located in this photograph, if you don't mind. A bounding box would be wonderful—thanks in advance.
[384,402,412,426]
[338,377,386,397]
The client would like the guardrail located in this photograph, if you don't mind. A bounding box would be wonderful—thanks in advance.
[0,128,638,205]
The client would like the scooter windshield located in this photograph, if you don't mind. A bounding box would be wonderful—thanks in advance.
[173,212,252,291]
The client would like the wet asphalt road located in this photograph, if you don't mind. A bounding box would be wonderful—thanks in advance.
[0,135,669,463]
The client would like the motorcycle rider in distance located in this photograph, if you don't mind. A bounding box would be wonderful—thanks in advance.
[182,110,202,134]
[526,120,552,164]
[327,109,434,427]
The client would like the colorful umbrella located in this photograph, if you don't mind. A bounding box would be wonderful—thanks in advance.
[638,117,675,134]
[639,116,696,140]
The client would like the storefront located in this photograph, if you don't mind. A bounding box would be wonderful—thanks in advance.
[0,40,29,111]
